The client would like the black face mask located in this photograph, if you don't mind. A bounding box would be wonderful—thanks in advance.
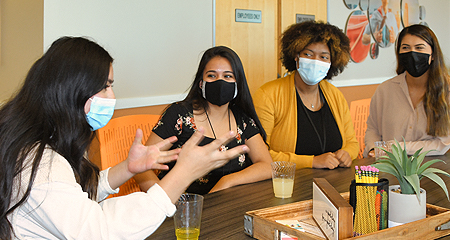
[202,80,237,106]
[398,51,431,77]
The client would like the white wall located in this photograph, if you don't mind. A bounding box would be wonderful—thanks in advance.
[421,0,450,57]
[328,0,450,87]
[44,0,213,109]
[44,0,450,109]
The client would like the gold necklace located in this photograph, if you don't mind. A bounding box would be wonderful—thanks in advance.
[296,87,320,109]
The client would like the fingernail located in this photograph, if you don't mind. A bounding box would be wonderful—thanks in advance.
[229,131,235,136]
[242,145,249,151]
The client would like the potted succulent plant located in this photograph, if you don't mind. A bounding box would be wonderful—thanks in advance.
[372,139,450,227]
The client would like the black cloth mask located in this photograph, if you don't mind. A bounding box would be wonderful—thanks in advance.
[202,80,237,106]
[398,51,431,77]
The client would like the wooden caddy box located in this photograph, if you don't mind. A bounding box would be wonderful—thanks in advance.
[244,178,450,240]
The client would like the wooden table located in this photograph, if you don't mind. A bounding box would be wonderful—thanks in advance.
[147,154,450,239]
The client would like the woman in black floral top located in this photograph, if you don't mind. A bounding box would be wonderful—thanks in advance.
[134,46,272,195]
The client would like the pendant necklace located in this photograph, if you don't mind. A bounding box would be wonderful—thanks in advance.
[300,89,327,153]
[297,86,320,109]
[205,108,232,175]
[205,108,231,139]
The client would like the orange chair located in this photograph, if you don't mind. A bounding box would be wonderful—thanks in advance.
[350,98,371,159]
[96,114,160,197]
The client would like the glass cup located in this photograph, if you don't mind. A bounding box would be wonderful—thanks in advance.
[271,161,296,198]
[174,193,204,240]
[375,141,392,160]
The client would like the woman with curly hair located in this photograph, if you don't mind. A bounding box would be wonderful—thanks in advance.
[364,24,450,157]
[253,21,359,169]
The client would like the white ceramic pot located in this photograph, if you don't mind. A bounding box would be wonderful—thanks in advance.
[388,185,426,228]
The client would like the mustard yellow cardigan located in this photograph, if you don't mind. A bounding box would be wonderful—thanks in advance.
[253,74,359,169]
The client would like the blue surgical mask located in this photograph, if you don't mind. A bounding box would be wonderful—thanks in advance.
[297,57,331,85]
[86,96,116,131]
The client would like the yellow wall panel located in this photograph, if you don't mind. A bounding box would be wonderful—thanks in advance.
[215,0,278,94]
[215,0,327,92]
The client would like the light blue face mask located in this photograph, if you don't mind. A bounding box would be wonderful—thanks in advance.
[297,57,331,86]
[86,96,116,131]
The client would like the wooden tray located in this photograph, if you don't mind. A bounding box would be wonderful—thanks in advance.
[244,192,450,239]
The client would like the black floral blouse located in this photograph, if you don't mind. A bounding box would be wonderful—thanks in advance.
[153,103,260,195]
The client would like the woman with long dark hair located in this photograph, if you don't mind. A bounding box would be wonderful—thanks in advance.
[0,37,247,239]
[134,46,272,195]
[364,24,450,157]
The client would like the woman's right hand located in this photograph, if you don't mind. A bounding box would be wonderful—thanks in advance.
[312,152,340,169]
[175,128,249,181]
[158,127,249,203]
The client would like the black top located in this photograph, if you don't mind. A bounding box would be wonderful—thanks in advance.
[295,87,343,155]
[153,103,260,195]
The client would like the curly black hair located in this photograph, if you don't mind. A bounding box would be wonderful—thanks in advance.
[280,21,351,79]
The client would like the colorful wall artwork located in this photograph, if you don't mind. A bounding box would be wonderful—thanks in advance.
[343,0,425,63]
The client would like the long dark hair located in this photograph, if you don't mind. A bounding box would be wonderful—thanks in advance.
[0,36,113,239]
[181,46,266,141]
[395,24,450,137]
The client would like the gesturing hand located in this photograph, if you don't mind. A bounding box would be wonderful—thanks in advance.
[157,127,249,203]
[174,127,249,182]
[126,129,180,174]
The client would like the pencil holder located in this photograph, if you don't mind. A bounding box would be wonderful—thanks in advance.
[349,178,389,236]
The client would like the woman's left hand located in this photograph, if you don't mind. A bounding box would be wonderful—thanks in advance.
[127,129,180,174]
[334,149,352,167]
